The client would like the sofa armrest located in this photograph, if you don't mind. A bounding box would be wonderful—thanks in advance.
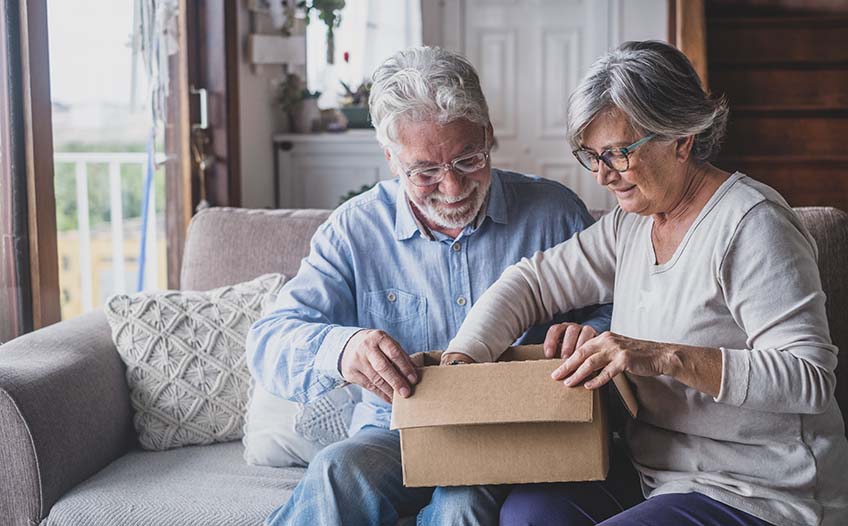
[0,310,133,526]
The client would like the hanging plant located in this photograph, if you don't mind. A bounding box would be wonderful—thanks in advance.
[299,0,345,63]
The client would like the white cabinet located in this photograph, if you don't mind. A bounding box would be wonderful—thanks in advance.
[273,130,393,209]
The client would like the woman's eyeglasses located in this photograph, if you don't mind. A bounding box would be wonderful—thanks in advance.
[573,134,655,173]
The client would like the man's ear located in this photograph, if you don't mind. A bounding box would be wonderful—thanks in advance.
[385,148,398,177]
[675,135,695,163]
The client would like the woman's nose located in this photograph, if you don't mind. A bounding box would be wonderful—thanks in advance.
[596,162,618,186]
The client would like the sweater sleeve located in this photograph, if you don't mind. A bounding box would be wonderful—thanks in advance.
[447,209,620,362]
[715,201,838,414]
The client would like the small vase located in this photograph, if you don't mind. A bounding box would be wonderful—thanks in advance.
[292,98,322,133]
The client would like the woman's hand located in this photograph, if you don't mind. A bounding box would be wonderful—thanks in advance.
[552,332,672,389]
[543,322,598,358]
[551,331,722,396]
[439,352,476,365]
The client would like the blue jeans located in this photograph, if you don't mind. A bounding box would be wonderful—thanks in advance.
[266,426,509,526]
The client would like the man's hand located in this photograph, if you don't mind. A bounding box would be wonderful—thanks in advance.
[340,330,419,403]
[439,352,476,365]
[543,322,598,359]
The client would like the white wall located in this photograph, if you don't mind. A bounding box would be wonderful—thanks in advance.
[238,9,287,209]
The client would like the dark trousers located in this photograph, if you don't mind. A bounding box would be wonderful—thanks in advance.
[499,449,774,526]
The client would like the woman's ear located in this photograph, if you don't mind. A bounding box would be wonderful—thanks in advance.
[675,135,695,162]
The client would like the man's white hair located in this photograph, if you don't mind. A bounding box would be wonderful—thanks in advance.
[369,46,490,150]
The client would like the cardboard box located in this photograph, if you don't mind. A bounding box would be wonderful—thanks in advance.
[390,345,638,487]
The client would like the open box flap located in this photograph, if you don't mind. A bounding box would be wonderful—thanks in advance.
[611,373,638,418]
[390,358,593,430]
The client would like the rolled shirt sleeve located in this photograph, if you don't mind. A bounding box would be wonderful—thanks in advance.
[246,221,360,403]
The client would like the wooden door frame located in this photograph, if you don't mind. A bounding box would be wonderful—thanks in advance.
[166,0,241,289]
[16,0,60,329]
[668,0,709,88]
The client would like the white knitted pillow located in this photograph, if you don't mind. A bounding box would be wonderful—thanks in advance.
[242,381,360,468]
[104,273,287,451]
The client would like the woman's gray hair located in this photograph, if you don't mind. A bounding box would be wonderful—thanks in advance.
[369,46,490,149]
[567,40,729,163]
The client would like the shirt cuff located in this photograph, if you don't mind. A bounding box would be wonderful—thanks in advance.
[315,326,364,382]
[715,347,751,407]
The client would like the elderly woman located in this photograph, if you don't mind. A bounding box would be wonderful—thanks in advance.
[443,40,848,526]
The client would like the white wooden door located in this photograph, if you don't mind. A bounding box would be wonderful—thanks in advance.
[424,0,668,211]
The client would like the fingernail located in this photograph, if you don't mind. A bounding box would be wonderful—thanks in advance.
[400,387,410,397]
[407,374,417,383]
[564,377,573,386]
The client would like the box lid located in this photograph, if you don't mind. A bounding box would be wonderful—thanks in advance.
[391,355,593,430]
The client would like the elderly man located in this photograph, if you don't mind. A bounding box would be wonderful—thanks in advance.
[247,46,611,526]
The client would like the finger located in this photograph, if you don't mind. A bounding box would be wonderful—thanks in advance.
[564,352,609,387]
[348,369,392,403]
[551,341,593,380]
[377,334,418,384]
[544,324,567,358]
[560,324,582,359]
[357,356,395,402]
[367,371,395,402]
[366,348,411,398]
[584,362,623,390]
[575,326,597,350]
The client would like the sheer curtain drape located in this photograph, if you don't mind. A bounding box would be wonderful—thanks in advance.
[307,0,422,108]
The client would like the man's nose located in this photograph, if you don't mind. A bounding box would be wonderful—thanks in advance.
[438,167,465,195]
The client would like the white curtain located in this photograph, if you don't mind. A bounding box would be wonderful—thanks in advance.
[307,0,422,108]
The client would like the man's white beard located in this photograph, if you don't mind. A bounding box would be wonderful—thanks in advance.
[407,177,491,230]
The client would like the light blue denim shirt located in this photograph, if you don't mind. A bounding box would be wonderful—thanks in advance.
[247,169,612,433]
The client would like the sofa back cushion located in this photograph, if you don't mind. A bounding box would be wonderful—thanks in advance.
[794,207,848,429]
[180,208,331,291]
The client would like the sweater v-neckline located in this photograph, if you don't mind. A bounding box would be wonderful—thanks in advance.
[648,172,743,273]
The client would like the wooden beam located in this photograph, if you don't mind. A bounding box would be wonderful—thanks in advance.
[165,0,194,290]
[674,0,709,89]
[18,0,60,328]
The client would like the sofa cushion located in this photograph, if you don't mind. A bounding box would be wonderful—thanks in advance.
[41,441,304,526]
[180,208,331,291]
[104,274,286,450]
[794,206,848,428]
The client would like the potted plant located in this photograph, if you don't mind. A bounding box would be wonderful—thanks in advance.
[276,73,322,133]
[299,0,345,64]
[339,79,372,129]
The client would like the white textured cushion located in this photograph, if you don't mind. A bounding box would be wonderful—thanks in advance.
[242,382,360,467]
[103,274,287,450]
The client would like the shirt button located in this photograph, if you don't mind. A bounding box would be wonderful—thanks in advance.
[387,292,397,302]
[456,296,467,306]
[452,242,461,252]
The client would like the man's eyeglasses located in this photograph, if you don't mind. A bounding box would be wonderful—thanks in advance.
[573,134,655,173]
[396,129,490,187]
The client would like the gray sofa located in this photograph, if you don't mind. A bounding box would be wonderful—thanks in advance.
[1,206,847,526]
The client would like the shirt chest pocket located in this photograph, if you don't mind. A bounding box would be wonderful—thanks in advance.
[361,289,429,354]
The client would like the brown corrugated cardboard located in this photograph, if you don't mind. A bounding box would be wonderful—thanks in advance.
[391,345,637,487]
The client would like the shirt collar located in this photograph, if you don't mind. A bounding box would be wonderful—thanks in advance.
[394,169,508,241]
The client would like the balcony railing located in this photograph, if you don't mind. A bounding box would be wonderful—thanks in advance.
[54,152,166,315]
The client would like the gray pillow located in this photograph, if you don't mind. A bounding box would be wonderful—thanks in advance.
[104,273,287,450]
